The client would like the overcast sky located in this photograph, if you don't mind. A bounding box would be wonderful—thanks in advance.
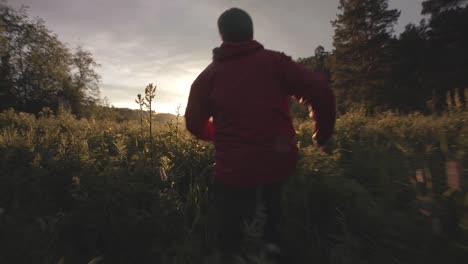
[11,0,423,113]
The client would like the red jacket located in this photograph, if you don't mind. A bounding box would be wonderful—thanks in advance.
[185,40,335,187]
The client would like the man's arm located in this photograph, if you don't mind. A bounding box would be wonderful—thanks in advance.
[278,53,336,145]
[185,69,215,141]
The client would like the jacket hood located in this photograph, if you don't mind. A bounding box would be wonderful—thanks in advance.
[212,40,264,61]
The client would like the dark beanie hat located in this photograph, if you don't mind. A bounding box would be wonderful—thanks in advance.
[217,8,254,42]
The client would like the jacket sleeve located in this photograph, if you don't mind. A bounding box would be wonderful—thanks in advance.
[278,53,336,145]
[184,68,215,141]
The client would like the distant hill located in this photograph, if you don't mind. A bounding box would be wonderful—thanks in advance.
[154,113,178,124]
[94,106,177,123]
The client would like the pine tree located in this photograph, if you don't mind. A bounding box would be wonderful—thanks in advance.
[331,0,400,110]
[421,0,468,109]
[391,24,430,112]
[422,0,467,15]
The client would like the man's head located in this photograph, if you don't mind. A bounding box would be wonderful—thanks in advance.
[217,8,253,43]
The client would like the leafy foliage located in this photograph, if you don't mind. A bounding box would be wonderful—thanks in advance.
[421,0,468,110]
[295,0,468,112]
[331,0,400,111]
[0,1,101,116]
[0,106,466,263]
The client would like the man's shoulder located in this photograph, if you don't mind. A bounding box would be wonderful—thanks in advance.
[192,62,218,86]
[262,48,282,56]
[258,48,293,62]
[198,62,217,76]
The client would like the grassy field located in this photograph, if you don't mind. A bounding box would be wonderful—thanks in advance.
[0,106,467,264]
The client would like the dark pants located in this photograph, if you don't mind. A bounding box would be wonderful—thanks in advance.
[209,180,284,258]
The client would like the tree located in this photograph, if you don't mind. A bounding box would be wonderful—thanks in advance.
[420,0,468,109]
[297,45,331,76]
[0,1,101,115]
[294,46,332,119]
[66,46,101,115]
[0,2,71,112]
[314,46,327,72]
[0,2,27,110]
[0,11,13,110]
[422,0,467,15]
[390,24,430,111]
[331,0,400,110]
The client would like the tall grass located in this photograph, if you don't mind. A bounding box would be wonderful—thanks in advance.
[0,105,466,263]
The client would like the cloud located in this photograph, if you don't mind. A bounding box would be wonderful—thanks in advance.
[12,0,423,113]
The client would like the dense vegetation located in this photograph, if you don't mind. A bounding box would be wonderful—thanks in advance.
[299,0,468,113]
[0,0,101,116]
[0,103,467,264]
[0,0,467,263]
